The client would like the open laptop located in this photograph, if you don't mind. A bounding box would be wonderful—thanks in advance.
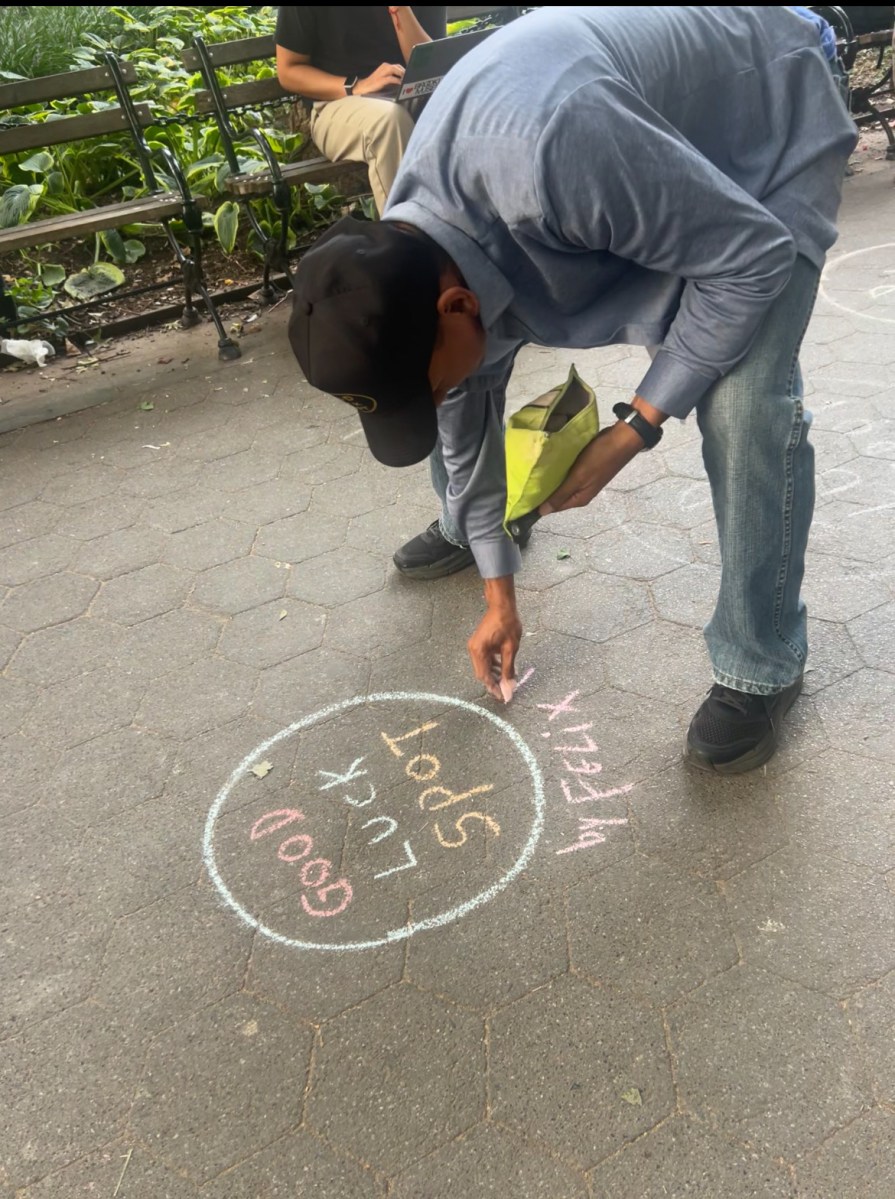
[371,26,498,108]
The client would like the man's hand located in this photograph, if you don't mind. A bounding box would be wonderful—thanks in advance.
[354,62,405,96]
[468,576,522,703]
[540,398,666,514]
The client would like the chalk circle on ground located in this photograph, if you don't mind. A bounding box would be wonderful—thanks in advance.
[819,242,895,325]
[204,691,545,952]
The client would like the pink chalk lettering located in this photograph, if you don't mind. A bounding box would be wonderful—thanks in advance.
[299,858,332,888]
[516,666,535,689]
[250,809,304,840]
[318,758,367,790]
[556,816,628,855]
[563,758,604,775]
[537,691,580,721]
[277,833,314,862]
[561,778,635,804]
[301,879,353,918]
[553,734,600,755]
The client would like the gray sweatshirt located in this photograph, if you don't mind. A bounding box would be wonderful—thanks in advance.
[384,5,857,578]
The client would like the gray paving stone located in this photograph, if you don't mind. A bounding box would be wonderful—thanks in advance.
[71,524,169,580]
[8,617,122,687]
[850,416,895,460]
[51,493,144,541]
[311,470,403,519]
[286,547,385,607]
[217,598,326,669]
[0,621,17,669]
[760,693,834,780]
[602,620,708,702]
[649,562,719,629]
[281,441,366,486]
[802,554,892,622]
[629,475,715,530]
[163,713,288,814]
[44,727,175,827]
[94,885,252,1037]
[161,518,255,573]
[345,502,438,560]
[803,617,864,695]
[568,855,738,1005]
[132,993,311,1184]
[253,647,370,726]
[252,417,329,457]
[689,517,721,566]
[0,571,98,633]
[307,984,485,1173]
[816,456,895,508]
[137,657,258,740]
[202,1129,384,1199]
[847,601,895,672]
[0,895,109,1038]
[536,487,631,539]
[0,502,61,550]
[809,428,859,473]
[118,457,202,499]
[248,935,403,1024]
[116,608,222,680]
[406,880,567,1011]
[172,421,249,464]
[778,752,895,873]
[254,510,347,564]
[91,562,192,626]
[589,1117,796,1198]
[629,765,789,880]
[0,534,75,587]
[392,1124,588,1198]
[201,447,283,493]
[585,520,694,581]
[192,556,287,615]
[810,498,895,564]
[540,574,652,644]
[0,804,80,915]
[0,733,59,818]
[504,529,588,592]
[849,973,895,1105]
[813,667,895,761]
[140,485,228,533]
[367,631,487,704]
[0,673,36,737]
[19,667,143,750]
[668,966,867,1159]
[324,583,433,659]
[0,1002,146,1188]
[489,974,674,1168]
[213,477,312,526]
[39,463,120,507]
[18,1141,198,1199]
[794,1109,895,1199]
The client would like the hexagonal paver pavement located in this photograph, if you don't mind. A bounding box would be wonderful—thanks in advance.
[71,524,170,580]
[540,573,652,644]
[589,1116,796,1198]
[324,584,433,660]
[201,1129,385,1199]
[131,992,312,1184]
[307,984,485,1173]
[161,517,255,573]
[0,673,37,738]
[849,973,895,1106]
[137,656,258,740]
[567,855,738,1004]
[847,600,895,673]
[0,621,18,670]
[392,1124,588,1198]
[0,500,60,548]
[601,619,709,702]
[115,607,223,679]
[286,547,385,607]
[18,1141,198,1199]
[7,617,123,687]
[0,572,98,633]
[253,647,370,726]
[489,974,674,1169]
[91,562,193,626]
[667,965,868,1160]
[192,555,288,616]
[254,511,347,565]
[649,562,719,629]
[794,1108,895,1199]
[813,667,895,762]
[217,598,326,669]
[0,733,59,818]
[0,533,76,586]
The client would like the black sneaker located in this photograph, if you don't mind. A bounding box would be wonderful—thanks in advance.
[684,675,804,774]
[393,519,532,580]
[393,521,475,579]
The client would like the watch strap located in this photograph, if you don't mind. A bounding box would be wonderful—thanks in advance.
[344,76,358,95]
[612,401,663,449]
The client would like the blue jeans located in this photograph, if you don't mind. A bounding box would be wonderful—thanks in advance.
[430,254,820,695]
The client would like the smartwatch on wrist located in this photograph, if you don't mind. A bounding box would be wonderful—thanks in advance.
[612,402,663,450]
[344,76,359,96]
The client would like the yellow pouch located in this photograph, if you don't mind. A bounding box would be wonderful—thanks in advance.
[503,364,599,532]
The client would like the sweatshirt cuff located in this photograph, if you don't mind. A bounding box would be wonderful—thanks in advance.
[635,349,719,419]
[471,536,522,579]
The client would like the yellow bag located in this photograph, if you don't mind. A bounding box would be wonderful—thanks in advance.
[504,364,600,533]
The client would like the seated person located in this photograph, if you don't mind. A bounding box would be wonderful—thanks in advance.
[276,6,447,215]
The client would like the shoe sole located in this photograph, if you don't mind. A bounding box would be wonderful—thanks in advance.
[683,683,802,776]
[393,551,476,581]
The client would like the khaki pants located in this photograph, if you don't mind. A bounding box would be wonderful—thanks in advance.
[310,97,415,215]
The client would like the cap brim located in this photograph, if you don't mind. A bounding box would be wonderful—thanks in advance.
[359,396,438,468]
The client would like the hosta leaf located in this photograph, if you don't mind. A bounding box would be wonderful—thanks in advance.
[64,262,125,300]
[214,200,239,254]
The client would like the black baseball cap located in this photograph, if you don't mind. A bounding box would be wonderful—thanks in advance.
[288,215,442,468]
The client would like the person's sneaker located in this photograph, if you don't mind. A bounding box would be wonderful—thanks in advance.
[393,521,475,579]
[684,675,804,774]
[393,520,532,580]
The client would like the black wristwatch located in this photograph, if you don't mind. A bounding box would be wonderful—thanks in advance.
[344,75,358,96]
[612,402,663,450]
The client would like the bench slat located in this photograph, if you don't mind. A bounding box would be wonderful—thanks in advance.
[0,61,137,109]
[222,156,364,196]
[0,103,156,155]
[0,193,200,252]
[181,34,276,71]
[192,77,290,114]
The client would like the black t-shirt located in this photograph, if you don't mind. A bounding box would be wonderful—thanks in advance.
[276,6,447,79]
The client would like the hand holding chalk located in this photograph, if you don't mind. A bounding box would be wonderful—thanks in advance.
[468,579,522,704]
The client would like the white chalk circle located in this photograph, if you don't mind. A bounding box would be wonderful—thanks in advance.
[819,243,895,325]
[204,691,545,951]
